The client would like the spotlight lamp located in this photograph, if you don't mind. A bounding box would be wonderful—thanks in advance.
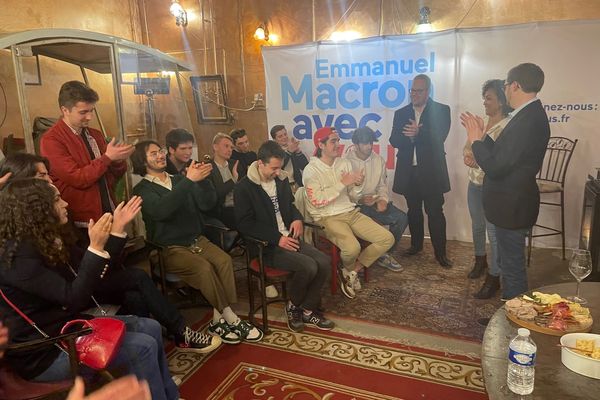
[170,0,188,27]
[254,23,270,42]
[416,6,433,33]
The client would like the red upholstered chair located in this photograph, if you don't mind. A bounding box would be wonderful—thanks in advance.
[244,236,291,334]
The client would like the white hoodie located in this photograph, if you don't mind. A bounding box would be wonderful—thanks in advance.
[345,147,389,204]
[302,156,356,220]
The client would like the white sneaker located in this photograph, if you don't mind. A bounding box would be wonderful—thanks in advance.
[265,284,279,298]
[338,268,357,299]
[352,273,362,290]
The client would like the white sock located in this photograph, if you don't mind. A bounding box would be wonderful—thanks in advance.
[213,308,222,324]
[222,306,239,325]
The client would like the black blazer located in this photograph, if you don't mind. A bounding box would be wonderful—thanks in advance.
[206,160,236,216]
[472,100,550,229]
[0,235,126,379]
[390,98,451,195]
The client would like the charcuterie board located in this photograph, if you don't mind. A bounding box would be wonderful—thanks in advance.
[505,292,593,336]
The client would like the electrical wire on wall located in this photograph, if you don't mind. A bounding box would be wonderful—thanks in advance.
[0,81,7,129]
[186,77,261,113]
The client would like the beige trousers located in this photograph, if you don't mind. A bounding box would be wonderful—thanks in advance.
[319,208,394,269]
[165,236,236,311]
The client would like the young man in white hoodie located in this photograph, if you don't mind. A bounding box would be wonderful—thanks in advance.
[345,127,408,272]
[302,127,394,299]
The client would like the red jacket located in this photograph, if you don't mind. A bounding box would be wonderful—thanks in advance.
[40,119,127,223]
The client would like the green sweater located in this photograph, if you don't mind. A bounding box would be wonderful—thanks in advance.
[132,175,217,246]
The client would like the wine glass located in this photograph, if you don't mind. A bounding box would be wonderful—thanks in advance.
[567,249,592,304]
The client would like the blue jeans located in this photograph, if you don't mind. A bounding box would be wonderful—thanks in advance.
[359,203,408,249]
[467,181,500,276]
[494,225,529,299]
[33,316,178,400]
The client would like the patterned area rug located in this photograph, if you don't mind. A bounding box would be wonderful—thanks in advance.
[169,319,487,400]
[320,240,502,342]
[232,239,569,343]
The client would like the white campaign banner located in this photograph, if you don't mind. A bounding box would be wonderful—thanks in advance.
[263,20,600,248]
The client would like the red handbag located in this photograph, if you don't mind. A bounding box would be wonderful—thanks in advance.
[60,318,125,370]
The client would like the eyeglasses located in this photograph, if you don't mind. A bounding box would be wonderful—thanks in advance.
[148,149,167,159]
[410,88,427,94]
[504,81,513,89]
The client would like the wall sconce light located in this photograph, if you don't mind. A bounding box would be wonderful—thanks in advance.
[416,6,433,33]
[254,23,270,42]
[170,0,188,27]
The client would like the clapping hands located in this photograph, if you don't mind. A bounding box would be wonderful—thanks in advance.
[88,213,113,252]
[460,112,485,143]
[112,196,143,234]
[186,160,212,182]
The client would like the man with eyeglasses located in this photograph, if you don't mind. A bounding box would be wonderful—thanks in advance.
[390,74,452,268]
[461,63,550,299]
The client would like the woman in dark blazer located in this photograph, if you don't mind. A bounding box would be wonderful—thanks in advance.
[0,179,178,400]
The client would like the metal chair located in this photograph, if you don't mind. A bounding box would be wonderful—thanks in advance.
[528,137,578,264]
[244,236,290,334]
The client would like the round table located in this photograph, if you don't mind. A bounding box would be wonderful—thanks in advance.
[482,282,600,399]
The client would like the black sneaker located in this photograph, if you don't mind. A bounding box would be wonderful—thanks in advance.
[176,327,222,353]
[229,319,264,342]
[207,318,242,344]
[302,311,335,330]
[286,303,304,333]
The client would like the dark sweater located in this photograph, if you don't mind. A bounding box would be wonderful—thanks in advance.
[0,236,125,379]
[230,150,257,179]
[132,175,216,246]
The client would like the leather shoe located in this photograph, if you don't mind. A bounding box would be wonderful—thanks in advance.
[435,254,453,268]
[404,246,422,256]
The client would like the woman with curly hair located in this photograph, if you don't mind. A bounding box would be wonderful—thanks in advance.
[0,178,179,400]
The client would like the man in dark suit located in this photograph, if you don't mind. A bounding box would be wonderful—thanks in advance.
[390,74,452,267]
[461,63,550,299]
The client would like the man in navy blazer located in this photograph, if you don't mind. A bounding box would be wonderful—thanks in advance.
[390,74,452,267]
[461,63,550,299]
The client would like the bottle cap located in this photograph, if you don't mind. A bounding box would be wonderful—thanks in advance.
[517,328,530,337]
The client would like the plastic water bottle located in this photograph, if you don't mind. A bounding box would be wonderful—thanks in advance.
[507,328,536,395]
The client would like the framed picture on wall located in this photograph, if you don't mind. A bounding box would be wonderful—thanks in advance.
[190,75,231,124]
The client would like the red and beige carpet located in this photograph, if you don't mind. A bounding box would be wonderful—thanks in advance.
[168,319,487,400]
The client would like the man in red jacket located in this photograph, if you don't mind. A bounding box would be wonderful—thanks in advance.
[41,81,134,230]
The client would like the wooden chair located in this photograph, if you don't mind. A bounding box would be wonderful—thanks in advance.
[244,235,290,334]
[528,137,578,264]
[0,327,93,400]
[145,239,210,309]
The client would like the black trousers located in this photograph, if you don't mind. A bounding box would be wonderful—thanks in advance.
[263,242,330,311]
[403,167,447,257]
[94,267,186,337]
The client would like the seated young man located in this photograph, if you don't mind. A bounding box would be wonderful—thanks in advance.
[165,128,195,176]
[0,152,221,353]
[345,127,408,271]
[229,128,257,179]
[270,124,309,192]
[207,133,238,229]
[303,127,395,299]
[131,140,263,344]
[235,141,334,332]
